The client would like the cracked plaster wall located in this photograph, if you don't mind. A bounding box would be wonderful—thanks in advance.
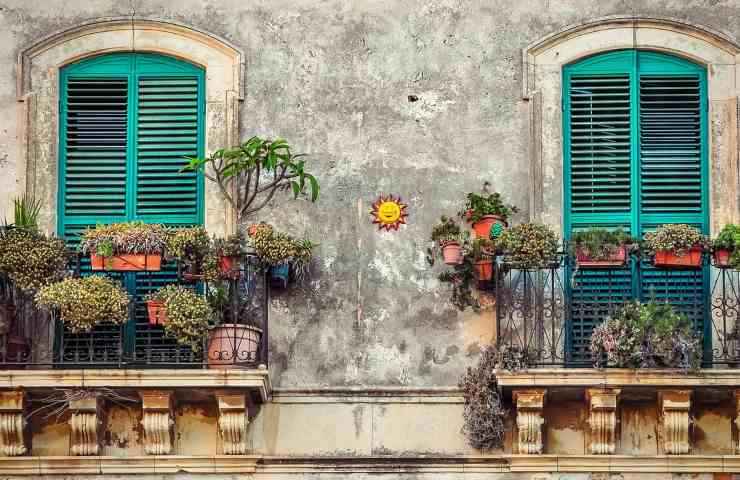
[0,0,739,387]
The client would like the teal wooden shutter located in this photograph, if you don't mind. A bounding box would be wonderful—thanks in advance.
[58,53,205,365]
[563,50,709,364]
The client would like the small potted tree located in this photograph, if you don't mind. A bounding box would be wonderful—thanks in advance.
[643,224,706,269]
[496,223,560,270]
[166,226,218,282]
[35,276,129,333]
[430,216,466,265]
[80,222,168,272]
[571,228,632,268]
[712,224,740,268]
[459,184,518,239]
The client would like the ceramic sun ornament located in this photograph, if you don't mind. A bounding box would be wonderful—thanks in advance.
[370,194,408,231]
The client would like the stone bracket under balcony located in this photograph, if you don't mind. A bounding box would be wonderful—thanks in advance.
[496,369,740,456]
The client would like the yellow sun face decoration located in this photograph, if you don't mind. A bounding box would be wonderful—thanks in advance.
[371,194,408,231]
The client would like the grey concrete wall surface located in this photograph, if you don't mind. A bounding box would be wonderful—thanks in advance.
[1,0,739,388]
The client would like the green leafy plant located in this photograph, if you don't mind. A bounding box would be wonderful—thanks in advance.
[713,224,740,268]
[166,226,219,281]
[11,194,42,231]
[496,223,560,269]
[590,300,701,369]
[459,183,518,224]
[431,216,463,245]
[642,224,706,256]
[459,344,506,450]
[182,136,320,222]
[79,222,169,257]
[146,285,211,351]
[247,223,316,281]
[571,227,632,261]
[0,228,68,292]
[36,276,129,333]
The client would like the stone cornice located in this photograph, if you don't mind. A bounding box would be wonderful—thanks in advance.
[0,370,271,402]
[4,455,740,475]
[272,386,464,403]
[495,368,740,389]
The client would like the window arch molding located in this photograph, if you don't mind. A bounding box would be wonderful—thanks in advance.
[523,16,740,235]
[16,17,244,236]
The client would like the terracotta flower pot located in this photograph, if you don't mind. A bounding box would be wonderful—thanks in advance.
[714,249,732,267]
[441,242,463,265]
[207,324,263,369]
[474,259,494,281]
[219,256,240,279]
[576,245,627,268]
[90,254,162,272]
[146,300,167,326]
[653,247,703,269]
[472,215,506,239]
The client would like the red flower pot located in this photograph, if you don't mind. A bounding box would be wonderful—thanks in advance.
[471,215,506,239]
[474,259,494,281]
[146,300,167,326]
[653,247,703,269]
[714,249,732,267]
[441,242,463,265]
[576,245,627,268]
[207,324,263,369]
[90,254,162,272]
[219,256,240,279]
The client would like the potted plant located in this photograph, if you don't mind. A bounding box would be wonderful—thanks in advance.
[0,227,68,293]
[712,224,740,268]
[145,286,213,354]
[213,233,246,279]
[590,300,701,369]
[431,216,467,265]
[166,226,219,282]
[468,237,495,281]
[459,183,518,239]
[79,222,168,272]
[643,224,706,269]
[248,223,316,288]
[571,228,632,268]
[496,223,560,270]
[35,276,129,333]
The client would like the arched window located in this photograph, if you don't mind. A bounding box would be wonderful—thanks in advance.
[58,52,205,364]
[563,50,708,363]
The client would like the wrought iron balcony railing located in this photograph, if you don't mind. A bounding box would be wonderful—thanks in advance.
[494,251,740,368]
[0,253,270,369]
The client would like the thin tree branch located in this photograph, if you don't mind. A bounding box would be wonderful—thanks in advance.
[243,184,281,217]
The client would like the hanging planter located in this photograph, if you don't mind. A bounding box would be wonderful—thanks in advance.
[653,247,703,269]
[145,300,167,326]
[270,263,290,289]
[474,259,494,281]
[90,254,162,272]
[441,241,463,265]
[571,228,632,269]
[207,324,263,369]
[459,186,517,239]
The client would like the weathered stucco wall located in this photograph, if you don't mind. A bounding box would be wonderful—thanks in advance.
[1,0,740,389]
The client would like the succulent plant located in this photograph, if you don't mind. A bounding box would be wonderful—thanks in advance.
[247,223,316,277]
[430,216,463,246]
[36,276,129,333]
[146,285,211,352]
[79,222,168,257]
[0,228,68,292]
[213,233,246,258]
[496,223,560,269]
[571,227,633,261]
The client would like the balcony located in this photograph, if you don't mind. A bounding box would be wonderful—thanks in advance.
[493,249,739,368]
[0,252,270,369]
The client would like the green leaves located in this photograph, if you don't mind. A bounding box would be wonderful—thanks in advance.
[12,194,42,231]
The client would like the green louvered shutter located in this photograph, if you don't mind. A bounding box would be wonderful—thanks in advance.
[58,53,205,366]
[564,50,709,365]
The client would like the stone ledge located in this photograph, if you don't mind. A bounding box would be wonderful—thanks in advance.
[0,369,271,401]
[3,455,740,475]
[495,368,740,389]
[272,387,464,404]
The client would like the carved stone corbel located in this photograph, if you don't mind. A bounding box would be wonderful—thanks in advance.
[734,390,740,453]
[586,388,620,454]
[513,389,546,454]
[0,390,27,456]
[659,390,692,455]
[140,390,174,455]
[216,392,249,454]
[69,394,103,456]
